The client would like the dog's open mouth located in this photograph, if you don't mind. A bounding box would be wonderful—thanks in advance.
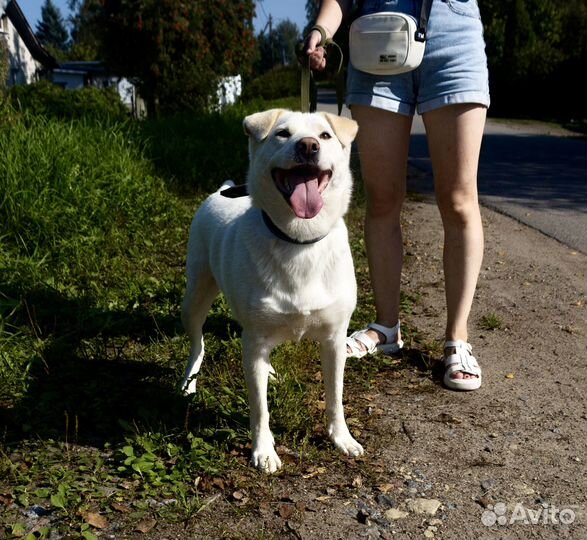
[272,165,332,219]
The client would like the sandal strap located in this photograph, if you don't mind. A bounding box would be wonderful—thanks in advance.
[444,340,480,376]
[347,329,378,355]
[347,321,402,358]
[444,339,472,353]
[368,321,401,344]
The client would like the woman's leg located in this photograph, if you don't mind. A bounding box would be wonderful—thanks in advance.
[422,104,486,380]
[351,105,413,348]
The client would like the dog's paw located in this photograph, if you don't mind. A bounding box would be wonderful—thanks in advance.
[181,377,197,395]
[251,445,282,474]
[330,428,364,457]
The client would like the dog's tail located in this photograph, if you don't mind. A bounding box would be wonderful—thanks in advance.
[219,180,236,192]
[219,180,249,199]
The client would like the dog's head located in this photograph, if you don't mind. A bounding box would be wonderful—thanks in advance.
[243,109,358,242]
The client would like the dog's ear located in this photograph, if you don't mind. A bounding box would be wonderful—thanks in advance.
[243,109,285,141]
[322,113,358,148]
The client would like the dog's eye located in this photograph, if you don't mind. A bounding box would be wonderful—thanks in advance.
[276,129,291,138]
[319,131,332,140]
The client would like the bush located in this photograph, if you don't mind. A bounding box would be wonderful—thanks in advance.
[242,65,300,102]
[137,98,300,193]
[138,108,250,194]
[9,80,128,122]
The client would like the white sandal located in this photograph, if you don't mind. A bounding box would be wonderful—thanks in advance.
[443,340,482,391]
[346,322,404,358]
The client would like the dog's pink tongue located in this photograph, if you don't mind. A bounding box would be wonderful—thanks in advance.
[290,178,322,219]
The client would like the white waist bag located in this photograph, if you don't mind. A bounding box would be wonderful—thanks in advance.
[349,0,433,76]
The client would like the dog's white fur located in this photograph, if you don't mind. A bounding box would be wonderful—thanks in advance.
[181,109,363,473]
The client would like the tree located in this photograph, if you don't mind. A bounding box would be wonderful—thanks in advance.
[304,0,319,35]
[67,0,100,60]
[256,19,300,73]
[35,0,69,53]
[88,0,256,116]
[480,0,587,120]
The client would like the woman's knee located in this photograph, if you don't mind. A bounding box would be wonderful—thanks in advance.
[436,188,480,226]
[365,185,406,219]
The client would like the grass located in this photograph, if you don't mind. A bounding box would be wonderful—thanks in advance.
[479,312,505,331]
[0,98,433,538]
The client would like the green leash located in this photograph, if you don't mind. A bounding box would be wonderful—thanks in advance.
[296,25,345,115]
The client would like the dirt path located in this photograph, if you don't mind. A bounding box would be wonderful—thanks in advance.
[150,195,586,540]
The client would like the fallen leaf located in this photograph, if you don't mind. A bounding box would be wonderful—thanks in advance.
[352,476,363,488]
[302,466,327,479]
[83,511,108,529]
[505,373,515,379]
[258,501,271,513]
[111,502,131,513]
[295,501,306,512]
[212,477,225,490]
[377,484,395,494]
[278,503,295,519]
[135,518,157,534]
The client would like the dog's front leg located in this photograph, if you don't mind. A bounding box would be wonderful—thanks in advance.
[320,333,364,457]
[241,331,282,474]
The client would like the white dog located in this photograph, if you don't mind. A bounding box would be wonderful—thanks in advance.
[181,109,363,473]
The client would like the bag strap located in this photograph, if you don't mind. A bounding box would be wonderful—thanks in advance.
[296,26,345,115]
[356,0,434,42]
[416,0,434,42]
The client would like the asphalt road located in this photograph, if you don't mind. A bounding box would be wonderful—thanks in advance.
[317,93,587,254]
[408,115,587,255]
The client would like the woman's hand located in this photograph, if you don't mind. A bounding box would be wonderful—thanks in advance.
[305,29,327,71]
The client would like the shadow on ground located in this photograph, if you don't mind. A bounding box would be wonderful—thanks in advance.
[0,282,242,447]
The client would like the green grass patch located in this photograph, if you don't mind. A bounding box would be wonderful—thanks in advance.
[479,312,505,331]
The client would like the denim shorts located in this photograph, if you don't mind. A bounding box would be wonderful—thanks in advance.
[346,0,490,115]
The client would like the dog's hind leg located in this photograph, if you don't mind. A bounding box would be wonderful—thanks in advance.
[320,332,364,457]
[181,265,218,394]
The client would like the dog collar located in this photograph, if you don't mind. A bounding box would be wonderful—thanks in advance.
[219,185,327,245]
[261,211,327,245]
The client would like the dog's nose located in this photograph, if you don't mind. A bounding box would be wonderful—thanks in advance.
[295,137,320,161]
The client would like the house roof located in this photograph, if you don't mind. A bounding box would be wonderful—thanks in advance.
[3,0,58,69]
[57,61,106,74]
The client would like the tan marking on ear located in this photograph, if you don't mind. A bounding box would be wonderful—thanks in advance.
[321,112,359,148]
[243,109,287,141]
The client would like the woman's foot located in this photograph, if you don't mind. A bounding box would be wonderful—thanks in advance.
[346,322,403,358]
[443,340,482,391]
